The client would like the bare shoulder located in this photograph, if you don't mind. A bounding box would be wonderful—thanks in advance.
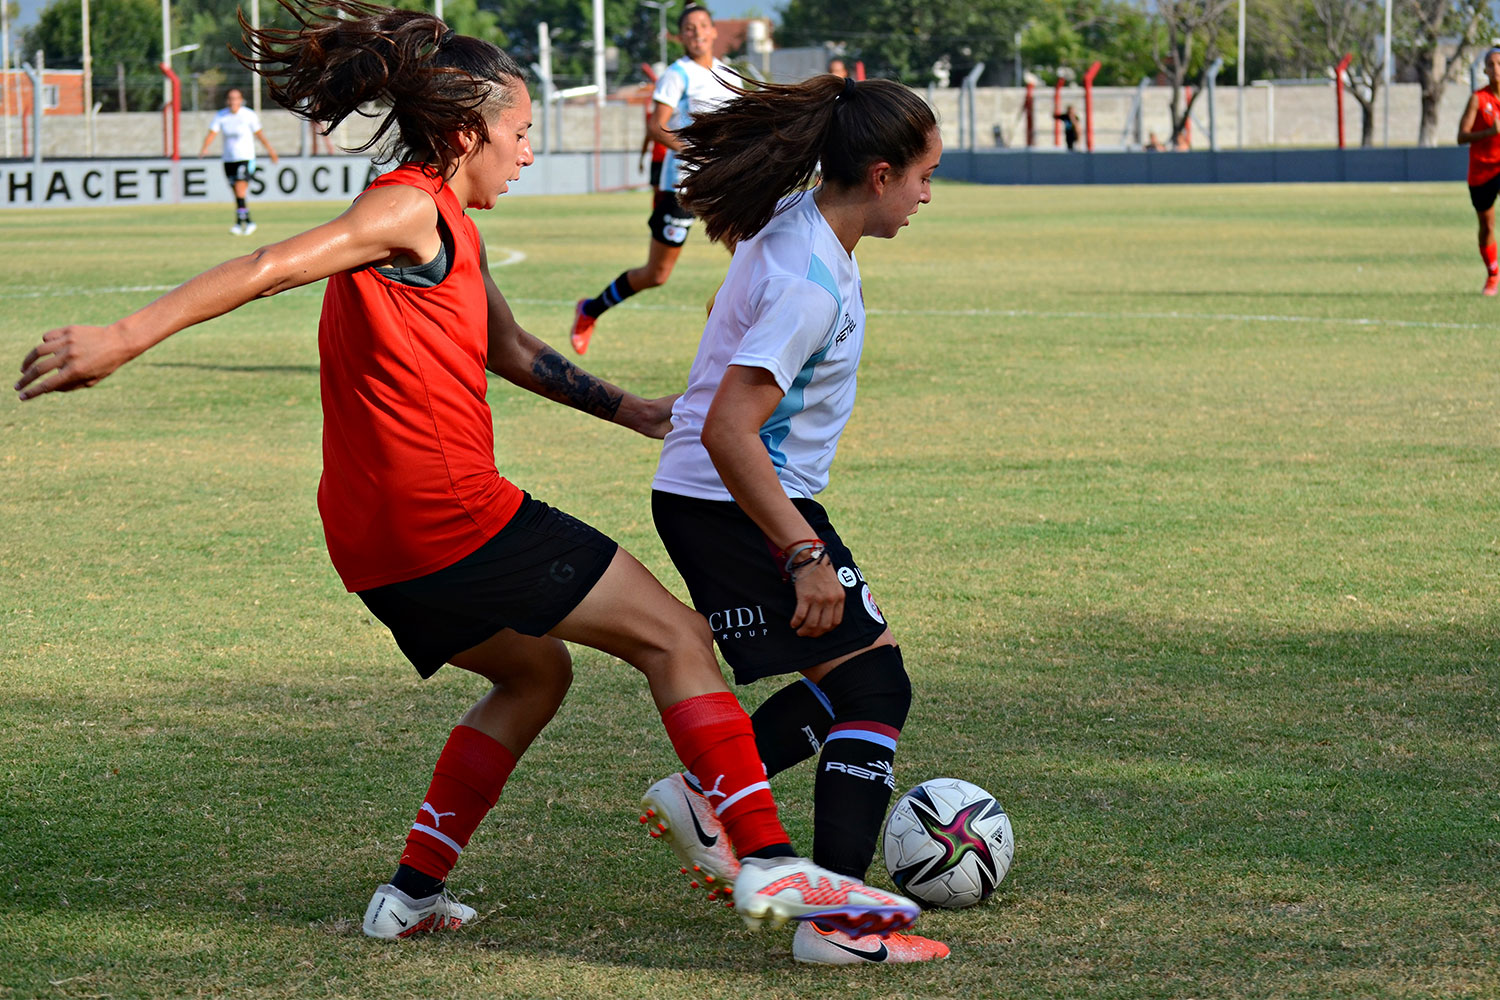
[350,182,440,230]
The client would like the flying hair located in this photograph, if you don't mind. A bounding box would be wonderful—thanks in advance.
[233,0,526,177]
[675,73,937,247]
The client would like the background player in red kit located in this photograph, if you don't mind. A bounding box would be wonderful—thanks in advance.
[1457,47,1500,296]
[15,0,917,950]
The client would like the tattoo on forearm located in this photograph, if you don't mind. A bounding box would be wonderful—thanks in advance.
[531,349,623,420]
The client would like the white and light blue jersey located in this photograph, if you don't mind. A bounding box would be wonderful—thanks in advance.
[652,56,735,192]
[210,107,263,162]
[654,192,866,502]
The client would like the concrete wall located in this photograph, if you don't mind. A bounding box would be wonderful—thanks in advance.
[937,145,1467,186]
[0,80,1480,162]
[922,81,1472,152]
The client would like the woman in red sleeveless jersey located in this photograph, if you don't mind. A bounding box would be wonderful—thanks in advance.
[1458,47,1500,296]
[15,0,916,947]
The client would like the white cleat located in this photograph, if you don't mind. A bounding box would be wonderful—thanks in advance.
[229,222,244,236]
[361,883,476,940]
[640,773,740,906]
[732,856,920,938]
[793,920,951,965]
[242,221,257,236]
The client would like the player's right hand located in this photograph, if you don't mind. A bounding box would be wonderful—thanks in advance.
[16,325,132,400]
[789,558,844,637]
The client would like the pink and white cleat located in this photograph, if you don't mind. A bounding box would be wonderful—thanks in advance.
[793,920,951,964]
[640,773,740,906]
[732,856,920,937]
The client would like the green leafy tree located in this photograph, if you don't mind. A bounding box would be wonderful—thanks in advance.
[1395,0,1495,145]
[24,0,161,111]
[1018,0,1159,86]
[778,0,1031,85]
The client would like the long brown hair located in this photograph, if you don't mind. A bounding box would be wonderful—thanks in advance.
[234,0,526,177]
[676,75,936,247]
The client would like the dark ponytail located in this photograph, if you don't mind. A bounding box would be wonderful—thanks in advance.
[234,0,526,177]
[676,75,936,247]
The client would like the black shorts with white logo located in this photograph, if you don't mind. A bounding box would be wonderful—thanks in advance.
[653,490,889,684]
[224,160,253,184]
[648,189,696,247]
[357,494,618,678]
[1471,173,1500,211]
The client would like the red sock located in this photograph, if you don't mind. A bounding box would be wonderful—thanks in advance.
[399,725,517,881]
[661,692,789,857]
[1484,242,1497,276]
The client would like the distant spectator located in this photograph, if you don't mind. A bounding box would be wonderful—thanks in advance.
[827,57,849,79]
[1174,129,1191,151]
[1145,132,1166,152]
[1054,104,1080,150]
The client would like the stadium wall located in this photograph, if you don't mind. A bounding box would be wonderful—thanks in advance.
[936,146,1468,186]
[0,80,1482,160]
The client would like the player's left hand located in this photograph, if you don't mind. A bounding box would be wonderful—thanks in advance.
[622,393,679,438]
[16,325,133,399]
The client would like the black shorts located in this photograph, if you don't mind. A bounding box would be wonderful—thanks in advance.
[649,160,663,189]
[1471,173,1500,211]
[649,189,695,247]
[357,494,618,678]
[652,490,889,684]
[224,160,253,184]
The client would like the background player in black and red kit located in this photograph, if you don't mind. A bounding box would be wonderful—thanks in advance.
[16,0,917,950]
[1457,47,1500,296]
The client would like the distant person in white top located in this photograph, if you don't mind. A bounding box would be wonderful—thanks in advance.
[198,87,279,236]
[640,74,954,966]
[570,3,733,353]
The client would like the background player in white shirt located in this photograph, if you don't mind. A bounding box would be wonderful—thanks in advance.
[570,4,733,353]
[198,87,280,236]
[639,74,951,965]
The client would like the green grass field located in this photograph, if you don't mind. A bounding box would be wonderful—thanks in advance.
[2,181,1497,1000]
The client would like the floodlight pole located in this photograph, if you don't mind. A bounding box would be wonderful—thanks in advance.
[1206,57,1224,150]
[1236,0,1246,148]
[641,0,674,71]
[82,0,93,155]
[2,0,10,158]
[1382,0,1392,145]
[434,0,443,21]
[161,0,170,107]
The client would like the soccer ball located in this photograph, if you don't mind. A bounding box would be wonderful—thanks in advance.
[882,778,1013,909]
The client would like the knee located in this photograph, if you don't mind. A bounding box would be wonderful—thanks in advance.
[632,604,715,680]
[818,645,912,729]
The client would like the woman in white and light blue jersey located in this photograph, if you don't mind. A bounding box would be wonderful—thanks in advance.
[640,75,951,966]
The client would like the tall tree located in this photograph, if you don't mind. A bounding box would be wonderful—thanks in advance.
[1151,0,1236,143]
[1396,0,1494,146]
[1304,0,1386,146]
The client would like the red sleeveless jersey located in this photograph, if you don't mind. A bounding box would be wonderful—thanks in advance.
[316,164,523,592]
[1469,89,1500,185]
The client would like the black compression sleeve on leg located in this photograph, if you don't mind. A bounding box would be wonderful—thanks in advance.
[750,677,836,778]
[811,645,912,878]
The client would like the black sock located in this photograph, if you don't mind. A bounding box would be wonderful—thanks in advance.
[389,863,445,899]
[582,271,637,318]
[811,647,911,878]
[750,677,835,777]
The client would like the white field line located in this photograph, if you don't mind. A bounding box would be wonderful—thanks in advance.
[1,268,1487,334]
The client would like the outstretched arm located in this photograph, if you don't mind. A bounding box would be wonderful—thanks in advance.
[16,185,439,400]
[479,239,675,438]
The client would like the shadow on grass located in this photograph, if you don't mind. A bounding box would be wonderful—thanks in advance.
[3,614,1497,974]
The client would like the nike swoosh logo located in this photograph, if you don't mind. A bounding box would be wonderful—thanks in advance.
[829,938,888,962]
[681,791,718,848]
[392,912,408,927]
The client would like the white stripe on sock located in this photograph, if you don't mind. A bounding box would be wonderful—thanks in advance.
[411,822,463,856]
[713,780,771,815]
